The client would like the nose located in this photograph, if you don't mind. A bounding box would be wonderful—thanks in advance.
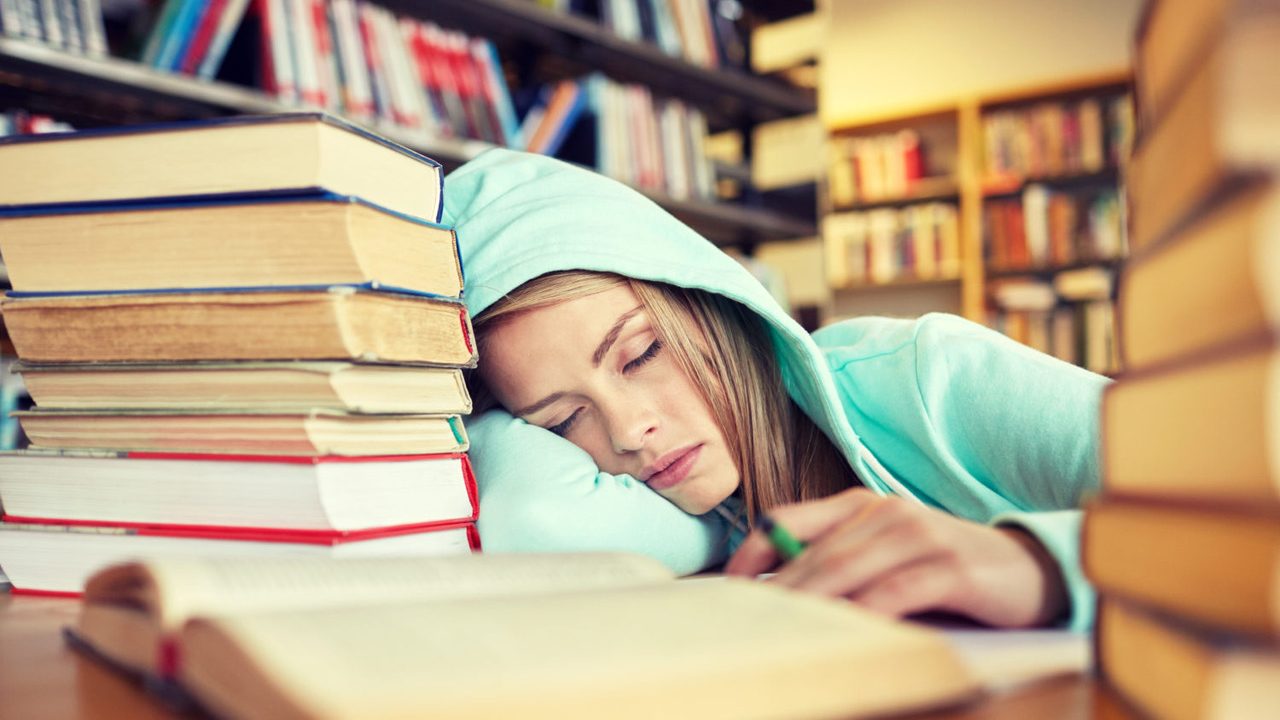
[598,393,659,455]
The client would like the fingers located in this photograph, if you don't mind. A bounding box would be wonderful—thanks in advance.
[770,518,941,597]
[724,488,882,577]
[850,559,957,619]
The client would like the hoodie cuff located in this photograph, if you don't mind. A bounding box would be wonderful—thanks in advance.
[990,509,1095,632]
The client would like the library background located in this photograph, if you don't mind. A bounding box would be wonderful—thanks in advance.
[0,0,1141,449]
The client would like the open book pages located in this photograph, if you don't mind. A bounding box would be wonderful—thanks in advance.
[74,554,980,720]
[178,580,979,720]
[83,553,675,632]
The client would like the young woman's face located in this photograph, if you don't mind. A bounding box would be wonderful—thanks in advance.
[480,285,740,515]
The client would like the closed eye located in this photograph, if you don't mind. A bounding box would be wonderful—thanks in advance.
[547,409,582,436]
[624,339,663,373]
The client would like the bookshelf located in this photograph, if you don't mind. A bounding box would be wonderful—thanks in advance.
[0,1,816,248]
[821,70,1133,374]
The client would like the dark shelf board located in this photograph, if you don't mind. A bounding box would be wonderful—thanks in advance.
[380,0,815,131]
[981,167,1122,199]
[0,40,812,247]
[743,0,817,22]
[984,258,1125,279]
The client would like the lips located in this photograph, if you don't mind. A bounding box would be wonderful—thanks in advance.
[641,444,703,491]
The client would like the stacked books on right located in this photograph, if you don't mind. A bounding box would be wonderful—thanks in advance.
[0,113,480,595]
[1083,0,1280,717]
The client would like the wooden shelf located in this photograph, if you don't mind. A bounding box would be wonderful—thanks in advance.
[0,40,813,248]
[378,0,815,131]
[834,275,962,293]
[832,177,960,212]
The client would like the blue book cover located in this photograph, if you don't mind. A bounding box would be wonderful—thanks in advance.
[544,82,586,157]
[155,0,204,70]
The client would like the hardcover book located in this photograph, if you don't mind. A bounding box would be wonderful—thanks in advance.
[0,113,445,223]
[16,361,472,414]
[0,194,464,297]
[15,409,468,456]
[1083,499,1280,637]
[1097,600,1280,720]
[68,553,981,720]
[0,450,477,532]
[0,287,476,366]
[0,520,479,594]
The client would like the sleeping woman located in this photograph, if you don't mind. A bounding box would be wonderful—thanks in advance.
[446,149,1107,630]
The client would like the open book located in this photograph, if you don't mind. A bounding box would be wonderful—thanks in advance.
[73,553,981,720]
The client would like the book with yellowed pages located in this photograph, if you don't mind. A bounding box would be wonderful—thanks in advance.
[0,195,463,296]
[1097,600,1280,720]
[0,114,444,223]
[15,361,472,414]
[1134,0,1280,127]
[14,409,468,456]
[0,287,476,366]
[1117,182,1280,371]
[1083,500,1280,637]
[1102,341,1280,505]
[68,554,981,720]
[1126,18,1280,252]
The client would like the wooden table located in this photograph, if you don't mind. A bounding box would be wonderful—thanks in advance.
[0,594,1136,720]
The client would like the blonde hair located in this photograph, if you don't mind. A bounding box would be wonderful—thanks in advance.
[470,271,857,523]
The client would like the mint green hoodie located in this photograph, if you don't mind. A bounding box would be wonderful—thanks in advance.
[443,149,1107,631]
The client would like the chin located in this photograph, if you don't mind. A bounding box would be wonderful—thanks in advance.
[670,477,739,516]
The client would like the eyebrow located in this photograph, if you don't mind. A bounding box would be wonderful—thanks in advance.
[513,306,644,419]
[592,306,643,367]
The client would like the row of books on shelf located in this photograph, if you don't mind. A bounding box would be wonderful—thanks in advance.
[982,95,1133,186]
[0,113,483,595]
[251,0,520,146]
[986,269,1118,374]
[822,203,961,288]
[983,187,1124,272]
[587,73,715,200]
[549,0,745,70]
[0,108,73,135]
[1085,0,1280,714]
[826,129,930,206]
[0,0,107,55]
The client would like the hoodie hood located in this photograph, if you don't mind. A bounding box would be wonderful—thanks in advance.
[443,148,896,497]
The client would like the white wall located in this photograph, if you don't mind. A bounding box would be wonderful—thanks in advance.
[819,0,1146,126]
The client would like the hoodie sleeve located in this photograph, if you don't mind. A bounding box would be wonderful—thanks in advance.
[818,313,1109,630]
[466,409,731,575]
[915,313,1108,630]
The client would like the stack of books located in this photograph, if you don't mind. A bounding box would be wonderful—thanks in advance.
[1083,0,1280,716]
[0,113,480,596]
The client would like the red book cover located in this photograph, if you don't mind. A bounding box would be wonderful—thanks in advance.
[1,515,480,547]
[310,0,337,110]
[357,4,387,122]
[1,451,480,529]
[179,0,229,75]
[255,0,278,95]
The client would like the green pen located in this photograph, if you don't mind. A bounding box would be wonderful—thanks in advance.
[758,514,807,561]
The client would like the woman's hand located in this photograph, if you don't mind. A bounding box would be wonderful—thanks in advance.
[724,488,1068,628]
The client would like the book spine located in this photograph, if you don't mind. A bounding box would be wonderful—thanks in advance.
[179,0,229,74]
[196,0,252,79]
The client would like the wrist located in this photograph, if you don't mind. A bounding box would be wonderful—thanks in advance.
[999,527,1069,627]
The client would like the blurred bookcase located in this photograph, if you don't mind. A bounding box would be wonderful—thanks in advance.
[0,0,817,248]
[821,69,1133,373]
